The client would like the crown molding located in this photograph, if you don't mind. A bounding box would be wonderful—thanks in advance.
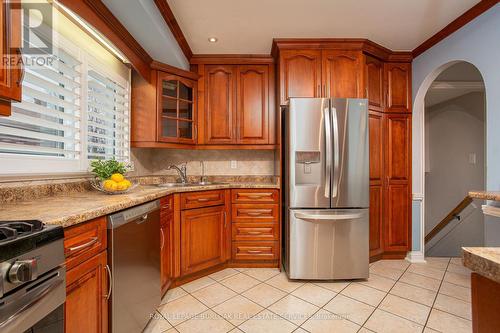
[412,0,499,58]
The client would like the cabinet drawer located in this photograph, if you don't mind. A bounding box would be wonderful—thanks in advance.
[231,189,279,203]
[181,190,225,210]
[64,217,107,270]
[232,223,278,241]
[232,241,278,261]
[232,204,278,222]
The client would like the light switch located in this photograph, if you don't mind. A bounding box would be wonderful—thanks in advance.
[230,160,237,169]
[468,153,476,165]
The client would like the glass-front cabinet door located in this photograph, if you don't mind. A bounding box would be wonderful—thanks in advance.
[157,73,197,143]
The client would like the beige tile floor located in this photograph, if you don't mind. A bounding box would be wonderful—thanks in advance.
[144,257,472,333]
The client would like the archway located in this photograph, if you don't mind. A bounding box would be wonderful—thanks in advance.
[411,60,487,261]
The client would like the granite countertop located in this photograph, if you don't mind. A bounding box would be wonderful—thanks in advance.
[463,247,500,284]
[469,190,500,201]
[0,182,279,228]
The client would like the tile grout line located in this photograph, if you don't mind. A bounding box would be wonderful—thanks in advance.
[423,257,451,330]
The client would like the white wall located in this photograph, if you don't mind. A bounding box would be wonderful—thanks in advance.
[412,4,500,252]
[424,92,485,256]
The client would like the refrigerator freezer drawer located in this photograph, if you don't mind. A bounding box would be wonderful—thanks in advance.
[287,209,369,280]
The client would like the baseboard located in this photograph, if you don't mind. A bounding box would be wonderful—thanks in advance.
[406,251,426,263]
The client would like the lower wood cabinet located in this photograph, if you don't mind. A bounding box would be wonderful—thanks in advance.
[180,205,229,275]
[65,251,108,333]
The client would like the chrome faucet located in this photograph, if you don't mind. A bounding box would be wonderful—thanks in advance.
[167,163,187,183]
[200,161,207,183]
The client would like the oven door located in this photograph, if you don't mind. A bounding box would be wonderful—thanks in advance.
[0,266,66,333]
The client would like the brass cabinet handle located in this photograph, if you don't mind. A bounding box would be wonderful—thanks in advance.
[223,211,227,228]
[240,193,272,200]
[247,250,262,254]
[244,209,272,216]
[67,237,98,254]
[246,231,263,235]
[197,198,210,202]
[160,228,165,250]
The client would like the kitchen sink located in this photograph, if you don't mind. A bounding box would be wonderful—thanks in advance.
[156,181,227,188]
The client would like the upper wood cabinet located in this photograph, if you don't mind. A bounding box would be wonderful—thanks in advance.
[131,62,199,148]
[365,55,384,111]
[157,73,197,144]
[279,49,322,104]
[385,62,411,113]
[0,0,22,116]
[204,65,236,144]
[236,65,269,144]
[197,62,273,146]
[322,50,363,98]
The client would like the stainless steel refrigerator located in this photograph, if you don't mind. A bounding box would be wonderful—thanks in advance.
[283,98,369,280]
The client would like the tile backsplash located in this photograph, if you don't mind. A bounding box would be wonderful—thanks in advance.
[130,148,276,177]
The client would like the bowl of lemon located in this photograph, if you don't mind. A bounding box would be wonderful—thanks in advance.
[89,159,137,194]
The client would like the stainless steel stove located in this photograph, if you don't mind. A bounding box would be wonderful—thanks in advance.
[0,220,66,333]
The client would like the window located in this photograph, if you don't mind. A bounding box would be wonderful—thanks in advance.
[0,5,130,175]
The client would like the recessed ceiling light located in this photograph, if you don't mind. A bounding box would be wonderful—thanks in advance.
[208,37,218,43]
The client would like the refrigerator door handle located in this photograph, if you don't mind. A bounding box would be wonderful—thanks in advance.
[294,212,363,221]
[324,105,332,198]
[331,105,340,198]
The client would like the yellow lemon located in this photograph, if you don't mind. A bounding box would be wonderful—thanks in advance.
[103,180,116,191]
[122,179,132,189]
[116,182,126,191]
[117,180,130,190]
[110,173,124,183]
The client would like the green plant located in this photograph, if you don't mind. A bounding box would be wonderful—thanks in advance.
[90,159,130,180]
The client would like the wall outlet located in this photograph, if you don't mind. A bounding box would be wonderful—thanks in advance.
[230,160,237,169]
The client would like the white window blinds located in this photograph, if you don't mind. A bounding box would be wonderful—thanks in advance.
[87,68,130,161]
[0,46,82,159]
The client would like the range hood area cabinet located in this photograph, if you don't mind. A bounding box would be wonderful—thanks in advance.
[193,62,276,147]
[274,40,412,261]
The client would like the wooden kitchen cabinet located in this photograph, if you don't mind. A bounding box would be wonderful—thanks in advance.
[322,50,363,98]
[365,55,384,111]
[180,205,229,276]
[236,65,269,144]
[198,62,273,146]
[131,62,199,148]
[384,113,411,252]
[385,62,411,113]
[369,111,384,258]
[0,0,23,116]
[157,72,197,143]
[65,250,108,333]
[203,65,236,144]
[278,49,322,104]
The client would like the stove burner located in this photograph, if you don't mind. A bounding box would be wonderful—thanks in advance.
[0,220,44,244]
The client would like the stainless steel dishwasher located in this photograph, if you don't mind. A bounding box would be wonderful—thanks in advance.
[108,200,161,333]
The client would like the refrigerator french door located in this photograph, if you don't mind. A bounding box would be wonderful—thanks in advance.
[283,98,369,280]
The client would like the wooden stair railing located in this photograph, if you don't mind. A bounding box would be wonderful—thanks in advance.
[425,195,473,244]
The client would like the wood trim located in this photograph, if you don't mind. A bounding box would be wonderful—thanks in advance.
[424,195,473,244]
[190,55,275,65]
[131,141,277,150]
[58,0,152,81]
[412,0,499,58]
[271,38,413,63]
[153,0,193,60]
[151,61,199,80]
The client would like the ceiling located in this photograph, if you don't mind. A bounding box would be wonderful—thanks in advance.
[102,0,189,69]
[167,0,480,54]
[425,62,484,107]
